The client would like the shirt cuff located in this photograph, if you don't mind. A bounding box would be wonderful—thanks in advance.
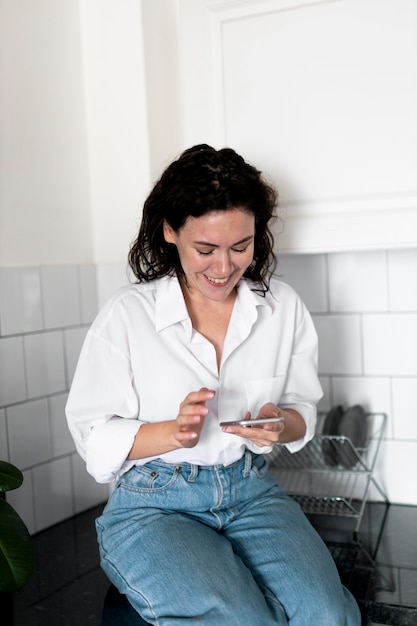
[282,403,316,453]
[86,417,142,483]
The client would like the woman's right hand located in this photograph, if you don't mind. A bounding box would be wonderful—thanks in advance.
[174,388,215,448]
[127,387,215,460]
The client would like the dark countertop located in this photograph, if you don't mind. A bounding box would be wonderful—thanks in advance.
[10,501,417,626]
[309,501,417,625]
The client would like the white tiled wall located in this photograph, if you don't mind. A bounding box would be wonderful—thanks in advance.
[1,252,416,535]
[0,264,117,534]
[278,248,417,506]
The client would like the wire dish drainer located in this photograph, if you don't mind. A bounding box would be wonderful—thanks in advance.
[267,412,389,539]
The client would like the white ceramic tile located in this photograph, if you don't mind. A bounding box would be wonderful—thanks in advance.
[363,313,417,376]
[392,377,417,440]
[0,408,8,460]
[7,399,52,469]
[49,393,75,457]
[331,376,392,437]
[276,254,327,312]
[78,264,98,324]
[33,457,74,532]
[96,263,130,308]
[313,314,362,375]
[328,250,388,312]
[64,327,88,386]
[317,376,331,412]
[5,469,36,535]
[375,439,417,506]
[0,336,27,406]
[0,267,43,335]
[41,266,80,329]
[331,376,392,414]
[23,331,66,398]
[388,248,417,311]
[71,453,109,514]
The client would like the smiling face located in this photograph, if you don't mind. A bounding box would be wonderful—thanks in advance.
[163,208,255,305]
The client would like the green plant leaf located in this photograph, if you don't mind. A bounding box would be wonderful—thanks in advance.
[0,498,34,592]
[0,461,23,493]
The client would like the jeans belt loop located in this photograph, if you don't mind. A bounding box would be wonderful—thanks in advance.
[243,449,252,478]
[187,464,199,482]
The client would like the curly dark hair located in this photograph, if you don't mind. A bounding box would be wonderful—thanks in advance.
[128,144,279,292]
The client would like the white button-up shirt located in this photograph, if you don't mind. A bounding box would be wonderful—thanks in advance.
[66,276,322,483]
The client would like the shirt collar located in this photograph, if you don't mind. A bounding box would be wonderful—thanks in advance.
[154,275,273,332]
[236,279,274,312]
[155,276,190,331]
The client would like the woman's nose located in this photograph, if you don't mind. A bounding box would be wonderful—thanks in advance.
[213,251,232,274]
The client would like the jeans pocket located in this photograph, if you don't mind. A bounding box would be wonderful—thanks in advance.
[118,463,180,493]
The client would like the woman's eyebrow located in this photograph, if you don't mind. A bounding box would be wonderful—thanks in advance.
[193,235,254,247]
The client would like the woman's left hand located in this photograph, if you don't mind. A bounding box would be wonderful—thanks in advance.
[221,402,285,447]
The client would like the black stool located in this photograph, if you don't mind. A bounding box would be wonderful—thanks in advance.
[102,584,151,625]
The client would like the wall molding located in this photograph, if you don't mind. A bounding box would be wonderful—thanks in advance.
[179,0,417,252]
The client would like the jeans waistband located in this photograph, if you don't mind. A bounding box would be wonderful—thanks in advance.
[144,450,264,482]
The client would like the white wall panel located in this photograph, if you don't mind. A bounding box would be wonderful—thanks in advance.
[0,0,92,266]
[179,0,417,252]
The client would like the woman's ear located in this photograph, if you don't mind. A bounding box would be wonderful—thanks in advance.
[163,220,176,244]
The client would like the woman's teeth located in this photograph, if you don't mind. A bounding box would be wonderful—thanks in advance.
[206,276,229,285]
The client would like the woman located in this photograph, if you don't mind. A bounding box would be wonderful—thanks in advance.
[66,145,361,625]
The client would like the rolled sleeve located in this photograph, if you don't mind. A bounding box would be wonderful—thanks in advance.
[66,314,142,483]
[283,301,323,450]
[86,418,142,483]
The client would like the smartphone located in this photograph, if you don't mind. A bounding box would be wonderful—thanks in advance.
[219,417,284,427]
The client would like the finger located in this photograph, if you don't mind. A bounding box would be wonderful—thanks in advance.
[177,415,205,431]
[260,421,285,433]
[175,431,199,448]
[180,389,214,410]
[179,389,215,421]
[188,388,216,403]
[257,405,281,420]
[177,409,208,427]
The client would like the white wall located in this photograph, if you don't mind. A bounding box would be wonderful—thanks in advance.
[0,0,92,266]
[0,0,182,268]
[0,263,109,533]
[178,0,417,253]
[141,0,184,180]
[79,0,154,263]
[278,248,417,507]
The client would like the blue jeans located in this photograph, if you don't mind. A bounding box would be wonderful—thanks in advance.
[96,451,361,625]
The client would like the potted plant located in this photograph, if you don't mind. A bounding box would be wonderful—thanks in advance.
[0,460,34,622]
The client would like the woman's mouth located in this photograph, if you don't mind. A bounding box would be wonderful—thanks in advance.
[204,274,230,286]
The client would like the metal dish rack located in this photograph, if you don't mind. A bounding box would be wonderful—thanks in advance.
[267,412,389,539]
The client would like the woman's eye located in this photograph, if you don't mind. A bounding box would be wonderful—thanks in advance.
[196,245,249,255]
